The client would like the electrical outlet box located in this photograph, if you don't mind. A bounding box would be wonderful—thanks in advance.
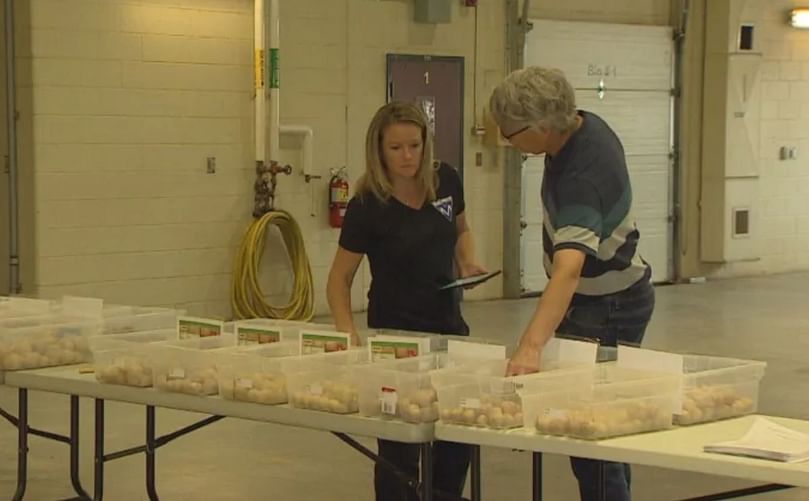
[414,0,451,23]
[779,146,798,160]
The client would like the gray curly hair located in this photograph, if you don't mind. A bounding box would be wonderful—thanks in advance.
[489,67,578,134]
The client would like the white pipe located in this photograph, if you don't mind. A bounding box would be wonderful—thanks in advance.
[5,0,19,294]
[279,125,313,178]
[254,0,266,163]
[268,0,280,162]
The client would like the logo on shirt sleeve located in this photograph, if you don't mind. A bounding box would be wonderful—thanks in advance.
[431,196,454,222]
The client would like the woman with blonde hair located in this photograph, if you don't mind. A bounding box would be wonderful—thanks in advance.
[327,101,487,500]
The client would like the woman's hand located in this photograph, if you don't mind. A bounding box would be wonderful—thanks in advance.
[458,262,489,289]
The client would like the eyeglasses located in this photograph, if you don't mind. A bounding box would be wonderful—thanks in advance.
[501,125,531,141]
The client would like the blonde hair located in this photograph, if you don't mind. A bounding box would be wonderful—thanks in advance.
[355,101,438,203]
[489,66,578,133]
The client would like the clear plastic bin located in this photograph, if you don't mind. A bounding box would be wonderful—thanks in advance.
[91,330,174,387]
[151,334,237,396]
[522,364,680,439]
[0,315,101,371]
[435,361,598,430]
[365,329,501,353]
[0,297,53,319]
[102,308,179,335]
[675,355,766,425]
[436,380,524,429]
[354,354,441,423]
[430,358,587,391]
[216,341,300,404]
[285,349,368,414]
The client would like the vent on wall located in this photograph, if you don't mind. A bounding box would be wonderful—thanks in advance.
[732,208,750,238]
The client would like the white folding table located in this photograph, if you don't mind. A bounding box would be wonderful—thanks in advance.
[436,416,809,501]
[1,366,435,501]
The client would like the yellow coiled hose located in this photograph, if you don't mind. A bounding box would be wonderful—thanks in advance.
[231,210,314,320]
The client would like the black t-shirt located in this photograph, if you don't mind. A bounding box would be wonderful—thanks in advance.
[339,162,469,336]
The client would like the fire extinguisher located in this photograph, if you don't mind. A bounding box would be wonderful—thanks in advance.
[329,166,349,228]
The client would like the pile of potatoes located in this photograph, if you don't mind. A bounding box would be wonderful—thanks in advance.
[0,335,91,371]
[440,398,523,430]
[397,388,439,424]
[220,372,288,405]
[535,400,670,439]
[154,367,219,396]
[359,387,439,423]
[291,380,359,414]
[96,359,153,387]
[676,385,754,425]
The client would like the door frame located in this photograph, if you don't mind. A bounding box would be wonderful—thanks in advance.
[385,54,466,175]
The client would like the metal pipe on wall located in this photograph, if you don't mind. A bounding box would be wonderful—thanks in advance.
[255,0,267,164]
[268,0,280,162]
[671,0,690,281]
[5,0,20,295]
[502,0,529,299]
[255,0,281,166]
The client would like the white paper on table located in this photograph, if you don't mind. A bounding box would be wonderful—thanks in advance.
[704,417,809,463]
[542,337,598,366]
[447,339,506,362]
[617,345,684,413]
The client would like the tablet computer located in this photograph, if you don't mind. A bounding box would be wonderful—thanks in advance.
[438,270,502,291]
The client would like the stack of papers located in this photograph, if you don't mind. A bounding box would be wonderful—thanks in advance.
[704,417,809,463]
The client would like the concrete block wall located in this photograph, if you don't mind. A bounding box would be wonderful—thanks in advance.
[710,0,809,278]
[9,0,507,319]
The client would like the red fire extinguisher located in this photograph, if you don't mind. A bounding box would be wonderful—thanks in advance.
[329,166,349,228]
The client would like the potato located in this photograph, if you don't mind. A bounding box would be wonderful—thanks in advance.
[677,386,754,425]
[546,417,566,435]
[424,402,440,422]
[501,401,520,416]
[201,377,218,395]
[413,389,437,407]
[12,339,32,354]
[31,338,51,353]
[502,413,518,429]
[21,353,40,369]
[293,380,358,413]
[2,353,22,370]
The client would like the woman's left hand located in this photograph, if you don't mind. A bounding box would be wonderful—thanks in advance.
[459,263,489,288]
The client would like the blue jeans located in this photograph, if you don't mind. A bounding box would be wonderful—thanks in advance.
[374,439,470,501]
[557,277,655,501]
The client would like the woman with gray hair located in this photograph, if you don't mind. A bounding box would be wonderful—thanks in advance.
[490,67,655,501]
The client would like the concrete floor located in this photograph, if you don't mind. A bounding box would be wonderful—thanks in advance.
[2,274,809,500]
